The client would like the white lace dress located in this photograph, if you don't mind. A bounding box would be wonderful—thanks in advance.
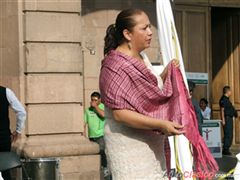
[104,54,167,180]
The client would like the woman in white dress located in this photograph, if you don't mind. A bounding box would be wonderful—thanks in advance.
[100,9,184,179]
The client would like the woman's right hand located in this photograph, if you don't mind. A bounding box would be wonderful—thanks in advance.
[161,121,185,136]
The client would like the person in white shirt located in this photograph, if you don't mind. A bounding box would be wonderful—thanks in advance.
[199,98,211,120]
[0,86,26,180]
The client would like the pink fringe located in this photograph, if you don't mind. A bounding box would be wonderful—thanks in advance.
[193,138,219,179]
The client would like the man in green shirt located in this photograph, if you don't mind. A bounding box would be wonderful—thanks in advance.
[84,92,108,175]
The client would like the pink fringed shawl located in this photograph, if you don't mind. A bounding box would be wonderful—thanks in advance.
[100,50,218,176]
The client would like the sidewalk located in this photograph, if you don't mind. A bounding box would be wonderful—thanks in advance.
[215,145,240,179]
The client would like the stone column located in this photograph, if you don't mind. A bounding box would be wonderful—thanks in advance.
[0,0,21,116]
[16,0,100,179]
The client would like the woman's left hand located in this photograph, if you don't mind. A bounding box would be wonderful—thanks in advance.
[161,59,180,82]
[171,59,180,68]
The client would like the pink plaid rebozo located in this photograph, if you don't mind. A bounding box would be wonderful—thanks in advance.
[100,50,218,177]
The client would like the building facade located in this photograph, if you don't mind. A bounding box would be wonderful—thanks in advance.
[173,0,240,145]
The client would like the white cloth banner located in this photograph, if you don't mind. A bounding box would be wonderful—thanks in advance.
[0,172,3,180]
[156,0,188,86]
[156,0,193,179]
[234,153,240,180]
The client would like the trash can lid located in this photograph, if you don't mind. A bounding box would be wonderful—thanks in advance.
[21,157,60,163]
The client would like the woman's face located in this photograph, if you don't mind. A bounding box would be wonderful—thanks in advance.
[129,13,153,52]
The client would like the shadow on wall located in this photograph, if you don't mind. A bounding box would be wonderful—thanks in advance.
[82,0,158,28]
[81,0,167,64]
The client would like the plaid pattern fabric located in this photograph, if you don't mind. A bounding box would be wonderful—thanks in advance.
[100,50,218,176]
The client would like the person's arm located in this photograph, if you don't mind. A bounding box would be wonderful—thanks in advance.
[112,109,184,136]
[94,105,105,119]
[220,107,225,126]
[91,101,104,119]
[84,112,88,137]
[6,88,26,142]
[207,108,211,120]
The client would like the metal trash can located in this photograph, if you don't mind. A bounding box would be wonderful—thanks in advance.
[21,158,60,180]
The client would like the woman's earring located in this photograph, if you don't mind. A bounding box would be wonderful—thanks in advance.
[127,42,132,50]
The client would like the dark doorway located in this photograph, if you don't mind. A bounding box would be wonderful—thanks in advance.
[211,7,240,144]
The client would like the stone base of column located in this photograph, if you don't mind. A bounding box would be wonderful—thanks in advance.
[12,134,100,180]
[60,155,100,180]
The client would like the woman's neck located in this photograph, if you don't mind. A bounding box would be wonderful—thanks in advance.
[116,44,143,62]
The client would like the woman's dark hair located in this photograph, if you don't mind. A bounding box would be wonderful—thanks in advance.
[104,9,144,55]
[200,98,208,105]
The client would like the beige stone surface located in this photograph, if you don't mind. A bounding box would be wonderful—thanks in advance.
[26,74,83,103]
[59,155,100,180]
[0,12,19,48]
[26,104,84,135]
[22,134,90,146]
[82,10,108,28]
[0,0,20,86]
[60,172,100,180]
[0,1,19,18]
[83,46,101,77]
[24,12,81,42]
[107,9,120,25]
[60,155,100,174]
[60,155,100,180]
[25,43,82,73]
[84,77,99,90]
[23,143,99,158]
[22,134,99,158]
[24,0,81,12]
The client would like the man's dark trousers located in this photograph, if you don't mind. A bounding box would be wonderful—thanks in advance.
[223,116,233,152]
[0,132,12,180]
[90,137,107,168]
